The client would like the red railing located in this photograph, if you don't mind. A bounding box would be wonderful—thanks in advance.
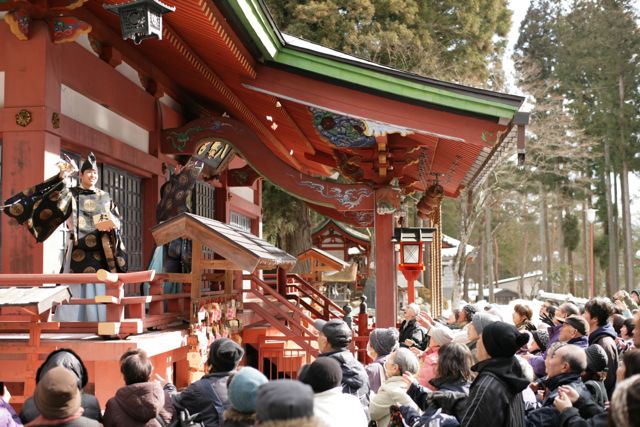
[0,270,188,337]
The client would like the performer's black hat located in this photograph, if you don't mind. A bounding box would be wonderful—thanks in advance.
[80,152,97,173]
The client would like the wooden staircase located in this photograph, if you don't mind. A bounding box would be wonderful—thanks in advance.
[241,273,349,379]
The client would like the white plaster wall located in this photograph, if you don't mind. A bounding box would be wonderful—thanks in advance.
[0,71,4,108]
[230,186,254,202]
[75,34,98,57]
[159,93,183,114]
[61,84,149,153]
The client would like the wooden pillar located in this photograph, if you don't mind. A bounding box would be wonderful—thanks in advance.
[1,22,62,273]
[374,196,396,327]
[433,206,443,316]
[277,267,287,296]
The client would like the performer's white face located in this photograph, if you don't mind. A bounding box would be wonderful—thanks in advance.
[80,168,98,189]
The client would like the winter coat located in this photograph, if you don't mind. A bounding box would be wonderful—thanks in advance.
[526,373,592,427]
[370,376,418,427]
[365,355,388,394]
[313,386,367,427]
[588,324,619,398]
[103,382,175,427]
[589,323,618,399]
[529,323,562,378]
[406,379,470,411]
[558,396,608,427]
[459,357,529,427]
[21,394,101,425]
[165,371,232,427]
[567,335,589,349]
[399,319,427,350]
[584,380,607,409]
[0,398,22,427]
[220,408,255,427]
[319,350,370,410]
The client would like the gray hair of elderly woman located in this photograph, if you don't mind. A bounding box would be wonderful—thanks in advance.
[405,303,421,316]
[390,348,420,376]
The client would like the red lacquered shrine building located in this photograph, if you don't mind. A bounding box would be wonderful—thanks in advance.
[0,0,526,405]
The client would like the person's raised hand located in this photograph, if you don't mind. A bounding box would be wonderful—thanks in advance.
[401,371,416,388]
[558,385,580,403]
[554,389,573,413]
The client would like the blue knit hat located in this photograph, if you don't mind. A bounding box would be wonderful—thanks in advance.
[228,367,269,413]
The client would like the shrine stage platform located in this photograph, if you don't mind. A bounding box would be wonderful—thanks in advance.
[0,327,190,410]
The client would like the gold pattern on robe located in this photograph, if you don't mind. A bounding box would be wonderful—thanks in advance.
[39,209,53,220]
[83,199,97,212]
[72,249,86,262]
[49,191,61,202]
[93,252,103,261]
[9,203,24,216]
[176,191,184,200]
[83,266,96,273]
[85,234,97,248]
[78,216,87,230]
[179,175,188,185]
[23,186,35,196]
[117,256,126,267]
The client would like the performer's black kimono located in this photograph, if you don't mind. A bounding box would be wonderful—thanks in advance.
[4,174,127,321]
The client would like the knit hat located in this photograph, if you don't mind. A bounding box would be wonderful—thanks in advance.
[531,330,549,352]
[471,312,500,335]
[207,338,244,372]
[610,374,640,427]
[369,327,399,356]
[585,344,609,373]
[481,321,529,358]
[228,367,268,413]
[255,379,315,422]
[314,319,352,348]
[299,357,342,393]
[428,325,455,346]
[34,367,82,420]
[558,315,589,336]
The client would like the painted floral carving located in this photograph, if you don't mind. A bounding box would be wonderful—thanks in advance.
[0,0,91,44]
[310,107,376,148]
[296,179,372,209]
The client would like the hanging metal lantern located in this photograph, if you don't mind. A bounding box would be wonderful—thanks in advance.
[104,0,175,45]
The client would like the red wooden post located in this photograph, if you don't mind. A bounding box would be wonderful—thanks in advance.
[374,197,396,327]
[1,21,62,274]
[277,267,287,297]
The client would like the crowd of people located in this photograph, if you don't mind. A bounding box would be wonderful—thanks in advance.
[1,291,640,427]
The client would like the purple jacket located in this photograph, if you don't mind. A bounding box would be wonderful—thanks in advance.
[528,323,562,378]
[0,398,23,427]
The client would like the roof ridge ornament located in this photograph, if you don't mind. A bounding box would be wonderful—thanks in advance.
[104,0,175,45]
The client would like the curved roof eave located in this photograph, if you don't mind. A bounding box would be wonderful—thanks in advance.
[227,0,525,121]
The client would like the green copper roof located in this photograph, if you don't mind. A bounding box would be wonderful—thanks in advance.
[229,0,524,120]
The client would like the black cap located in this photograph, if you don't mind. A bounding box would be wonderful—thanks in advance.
[314,319,352,348]
[299,357,342,393]
[558,315,589,336]
[80,152,97,173]
[207,338,244,372]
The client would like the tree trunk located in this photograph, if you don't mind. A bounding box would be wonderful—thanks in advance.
[539,184,552,291]
[451,191,474,308]
[568,246,575,296]
[485,200,494,303]
[603,137,619,294]
[619,75,634,292]
[582,200,590,298]
[518,228,528,297]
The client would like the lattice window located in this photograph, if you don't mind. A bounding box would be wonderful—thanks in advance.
[230,211,252,232]
[193,180,215,219]
[102,164,143,272]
